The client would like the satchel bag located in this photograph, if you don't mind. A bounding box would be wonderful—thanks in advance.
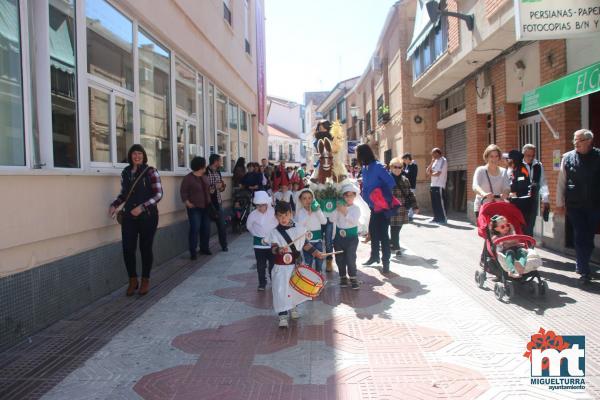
[116,166,150,224]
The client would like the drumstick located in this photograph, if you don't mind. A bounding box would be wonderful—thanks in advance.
[261,232,311,248]
[321,250,344,257]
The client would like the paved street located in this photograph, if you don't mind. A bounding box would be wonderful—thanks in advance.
[1,214,598,400]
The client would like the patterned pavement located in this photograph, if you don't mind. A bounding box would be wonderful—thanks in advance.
[1,214,596,399]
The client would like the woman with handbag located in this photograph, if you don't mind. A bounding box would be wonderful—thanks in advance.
[180,157,212,260]
[109,145,163,296]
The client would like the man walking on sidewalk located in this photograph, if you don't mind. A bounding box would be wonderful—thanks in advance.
[426,148,448,224]
[207,154,229,252]
[555,129,600,283]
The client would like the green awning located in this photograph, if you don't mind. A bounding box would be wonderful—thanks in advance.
[49,8,76,75]
[0,0,21,53]
[521,60,600,114]
[406,0,439,59]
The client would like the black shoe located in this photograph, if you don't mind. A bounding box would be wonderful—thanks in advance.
[579,275,591,284]
[222,247,229,252]
[339,277,349,287]
[350,278,360,290]
[382,263,390,273]
[200,249,212,255]
[395,250,402,256]
[390,245,399,251]
[257,284,266,291]
[362,258,380,266]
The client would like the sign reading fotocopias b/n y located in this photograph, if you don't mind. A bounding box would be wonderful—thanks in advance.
[515,0,600,41]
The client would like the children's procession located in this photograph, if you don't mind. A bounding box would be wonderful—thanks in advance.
[109,118,600,330]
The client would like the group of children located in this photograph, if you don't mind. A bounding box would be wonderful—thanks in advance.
[246,184,362,328]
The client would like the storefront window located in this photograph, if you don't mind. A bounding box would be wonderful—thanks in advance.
[228,100,239,170]
[50,0,79,168]
[88,87,110,162]
[216,89,228,171]
[0,0,25,166]
[208,83,215,155]
[175,58,196,118]
[197,75,205,157]
[138,30,171,170]
[115,95,133,163]
[239,109,249,161]
[85,0,133,90]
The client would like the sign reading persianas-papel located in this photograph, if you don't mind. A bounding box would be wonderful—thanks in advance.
[514,0,600,41]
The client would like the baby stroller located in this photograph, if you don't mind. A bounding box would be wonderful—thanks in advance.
[474,199,547,302]
[231,188,253,234]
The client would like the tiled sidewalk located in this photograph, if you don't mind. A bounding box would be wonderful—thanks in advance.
[25,228,589,400]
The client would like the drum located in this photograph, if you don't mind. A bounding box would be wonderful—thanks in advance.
[289,264,325,298]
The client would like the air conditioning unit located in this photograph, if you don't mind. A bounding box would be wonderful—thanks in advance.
[140,67,153,82]
[371,56,382,73]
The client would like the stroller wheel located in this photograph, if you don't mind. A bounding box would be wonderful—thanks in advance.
[494,282,505,301]
[505,281,515,300]
[474,270,480,285]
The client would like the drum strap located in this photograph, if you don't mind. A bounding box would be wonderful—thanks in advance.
[276,225,301,262]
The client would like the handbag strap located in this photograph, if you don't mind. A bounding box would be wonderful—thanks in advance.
[485,169,495,194]
[120,166,150,209]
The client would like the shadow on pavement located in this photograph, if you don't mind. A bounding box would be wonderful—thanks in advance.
[503,284,577,316]
[444,222,475,231]
[391,253,439,269]
[411,221,441,229]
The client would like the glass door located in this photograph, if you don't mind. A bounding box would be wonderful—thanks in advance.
[176,117,198,169]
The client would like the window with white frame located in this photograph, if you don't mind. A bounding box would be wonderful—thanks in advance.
[244,0,250,54]
[239,109,249,161]
[223,0,232,26]
[50,0,79,168]
[228,100,239,171]
[216,89,228,172]
[0,0,26,166]
[175,58,197,168]
[138,29,171,171]
[207,82,216,156]
[196,75,205,159]
[86,0,134,165]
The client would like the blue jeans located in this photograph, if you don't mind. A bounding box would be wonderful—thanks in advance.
[187,207,211,256]
[304,241,323,272]
[214,203,228,249]
[323,220,334,260]
[567,208,600,277]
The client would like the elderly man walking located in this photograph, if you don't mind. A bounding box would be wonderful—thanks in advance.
[556,129,600,283]
[425,148,448,224]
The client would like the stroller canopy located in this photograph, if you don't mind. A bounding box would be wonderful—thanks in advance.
[477,201,525,239]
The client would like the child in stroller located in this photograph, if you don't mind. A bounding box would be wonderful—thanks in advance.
[231,188,253,234]
[475,200,546,301]
[489,215,527,278]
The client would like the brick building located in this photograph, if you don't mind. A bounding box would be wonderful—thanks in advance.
[406,0,600,256]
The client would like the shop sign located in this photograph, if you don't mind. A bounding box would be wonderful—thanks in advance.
[521,61,600,113]
[515,0,600,41]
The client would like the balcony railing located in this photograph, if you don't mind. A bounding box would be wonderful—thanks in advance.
[279,153,287,161]
[268,152,276,161]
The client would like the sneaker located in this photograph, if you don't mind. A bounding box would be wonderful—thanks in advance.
[350,278,360,290]
[257,284,266,291]
[290,308,300,319]
[395,250,402,257]
[340,277,349,287]
[278,315,289,328]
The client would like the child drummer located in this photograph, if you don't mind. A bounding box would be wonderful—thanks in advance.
[266,202,324,328]
[246,191,278,291]
[331,184,362,289]
[294,188,327,272]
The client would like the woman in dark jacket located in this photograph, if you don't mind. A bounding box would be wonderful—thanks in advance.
[390,157,419,256]
[109,144,163,296]
[357,144,396,273]
[180,157,212,260]
[232,157,247,187]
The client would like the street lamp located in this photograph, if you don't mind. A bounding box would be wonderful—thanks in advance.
[426,0,474,31]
